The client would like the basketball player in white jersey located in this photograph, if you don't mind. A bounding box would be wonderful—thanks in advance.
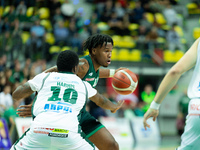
[143,37,200,150]
[11,50,123,150]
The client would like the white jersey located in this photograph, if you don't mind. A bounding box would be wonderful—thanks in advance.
[28,72,97,133]
[176,39,200,150]
[187,39,200,99]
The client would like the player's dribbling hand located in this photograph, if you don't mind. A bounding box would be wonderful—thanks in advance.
[17,104,32,117]
[111,100,124,113]
[143,108,159,130]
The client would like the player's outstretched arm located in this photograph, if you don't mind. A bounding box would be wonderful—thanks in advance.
[90,92,124,113]
[143,37,200,130]
[99,67,128,78]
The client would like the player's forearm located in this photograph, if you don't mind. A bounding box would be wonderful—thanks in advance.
[12,83,34,101]
[154,69,182,104]
[99,68,116,78]
[99,96,117,111]
[90,93,117,111]
[44,66,58,73]
[99,69,110,78]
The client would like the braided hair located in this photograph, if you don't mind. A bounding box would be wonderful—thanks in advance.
[83,33,113,54]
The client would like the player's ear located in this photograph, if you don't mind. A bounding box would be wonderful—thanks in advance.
[92,48,96,55]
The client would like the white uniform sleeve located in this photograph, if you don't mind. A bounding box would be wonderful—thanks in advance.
[84,81,97,98]
[28,72,47,91]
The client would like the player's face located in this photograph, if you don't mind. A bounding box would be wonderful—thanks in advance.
[94,42,113,67]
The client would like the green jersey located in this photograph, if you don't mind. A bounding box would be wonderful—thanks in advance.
[79,55,103,139]
[81,55,99,88]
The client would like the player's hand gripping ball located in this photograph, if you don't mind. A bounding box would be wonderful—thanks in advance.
[112,69,138,95]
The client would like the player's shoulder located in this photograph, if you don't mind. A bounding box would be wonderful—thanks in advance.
[33,72,50,80]
[79,58,88,63]
[77,58,89,78]
[34,72,46,77]
[79,58,89,69]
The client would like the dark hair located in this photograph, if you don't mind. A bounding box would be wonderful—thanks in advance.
[56,50,79,72]
[83,33,113,54]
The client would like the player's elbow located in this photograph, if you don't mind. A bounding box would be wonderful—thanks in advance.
[12,87,23,101]
[108,141,119,150]
[113,141,119,150]
[169,68,183,77]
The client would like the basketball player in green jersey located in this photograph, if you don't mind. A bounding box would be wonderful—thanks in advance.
[18,33,123,150]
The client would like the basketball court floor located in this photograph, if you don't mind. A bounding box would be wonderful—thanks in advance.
[134,136,179,150]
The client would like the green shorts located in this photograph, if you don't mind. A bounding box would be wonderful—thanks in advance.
[79,109,104,138]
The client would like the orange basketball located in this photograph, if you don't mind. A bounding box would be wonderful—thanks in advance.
[112,69,138,95]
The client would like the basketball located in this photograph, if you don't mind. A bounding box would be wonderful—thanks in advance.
[112,69,138,95]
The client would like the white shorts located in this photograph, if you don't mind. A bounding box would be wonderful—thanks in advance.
[11,127,94,150]
[177,99,200,150]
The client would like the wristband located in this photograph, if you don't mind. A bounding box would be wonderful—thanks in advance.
[150,101,160,110]
[109,69,115,77]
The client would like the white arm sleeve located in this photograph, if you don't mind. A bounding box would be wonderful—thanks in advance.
[28,72,47,91]
[84,81,97,98]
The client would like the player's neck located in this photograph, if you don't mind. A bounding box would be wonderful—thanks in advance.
[90,55,101,72]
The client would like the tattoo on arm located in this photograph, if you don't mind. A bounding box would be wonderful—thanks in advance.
[78,61,86,72]
[77,60,89,79]
[80,66,84,71]
[96,94,108,107]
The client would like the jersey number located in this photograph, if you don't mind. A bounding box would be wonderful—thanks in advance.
[48,86,78,104]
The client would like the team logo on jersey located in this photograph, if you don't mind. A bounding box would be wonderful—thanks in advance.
[85,78,95,81]
[89,72,93,76]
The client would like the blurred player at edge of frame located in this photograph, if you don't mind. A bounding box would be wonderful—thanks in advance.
[143,37,200,150]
